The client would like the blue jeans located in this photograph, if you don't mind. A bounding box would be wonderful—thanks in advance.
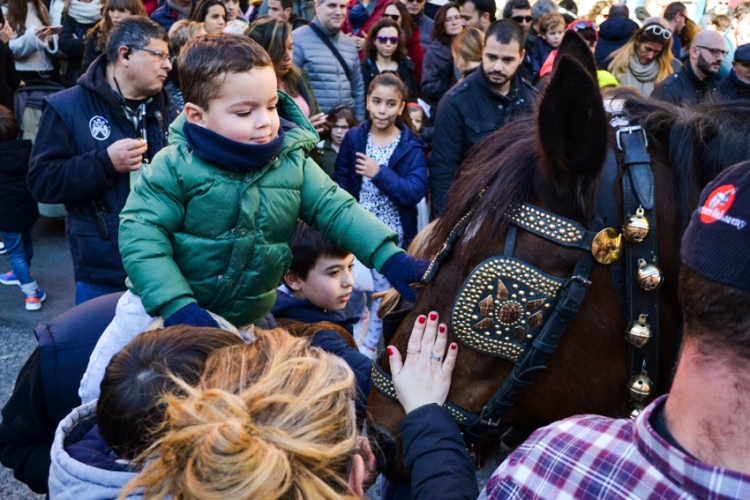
[0,230,34,285]
[75,280,127,305]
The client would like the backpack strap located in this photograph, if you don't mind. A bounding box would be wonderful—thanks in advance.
[308,23,353,82]
[276,317,358,349]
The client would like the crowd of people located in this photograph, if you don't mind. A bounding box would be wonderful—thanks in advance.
[0,0,748,498]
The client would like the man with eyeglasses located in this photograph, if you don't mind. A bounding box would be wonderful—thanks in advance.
[27,18,177,305]
[718,42,750,100]
[400,0,434,50]
[458,0,496,32]
[652,29,724,105]
[428,20,536,218]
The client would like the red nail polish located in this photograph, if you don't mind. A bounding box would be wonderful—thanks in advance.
[418,315,426,324]
[450,343,457,350]
[439,324,446,333]
[387,347,393,356]
[429,312,437,321]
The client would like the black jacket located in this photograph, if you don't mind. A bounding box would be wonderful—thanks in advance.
[28,54,176,285]
[399,404,478,500]
[0,292,121,494]
[718,70,750,101]
[361,57,419,103]
[0,41,20,110]
[420,39,454,107]
[428,69,538,217]
[59,13,98,87]
[0,140,36,232]
[652,62,720,106]
[595,16,639,69]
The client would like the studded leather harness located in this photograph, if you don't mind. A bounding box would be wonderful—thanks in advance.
[371,123,662,444]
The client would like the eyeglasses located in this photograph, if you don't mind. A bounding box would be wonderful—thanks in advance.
[511,15,533,23]
[643,24,672,40]
[332,125,350,131]
[695,45,728,57]
[130,46,171,62]
[376,35,400,44]
[384,14,401,21]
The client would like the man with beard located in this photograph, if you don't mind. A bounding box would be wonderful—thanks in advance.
[653,29,724,106]
[427,20,537,218]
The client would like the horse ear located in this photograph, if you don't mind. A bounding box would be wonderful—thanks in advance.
[538,55,608,181]
[552,31,598,82]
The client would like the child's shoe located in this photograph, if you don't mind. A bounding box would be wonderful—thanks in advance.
[0,270,20,285]
[25,288,46,311]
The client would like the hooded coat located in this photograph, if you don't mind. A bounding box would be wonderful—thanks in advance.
[119,92,402,326]
[0,140,36,232]
[595,16,639,69]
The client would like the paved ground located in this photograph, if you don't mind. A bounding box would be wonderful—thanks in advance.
[0,217,74,499]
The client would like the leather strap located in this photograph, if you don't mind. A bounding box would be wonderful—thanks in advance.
[308,23,353,82]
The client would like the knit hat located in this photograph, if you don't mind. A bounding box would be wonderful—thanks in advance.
[681,161,750,293]
[735,43,750,63]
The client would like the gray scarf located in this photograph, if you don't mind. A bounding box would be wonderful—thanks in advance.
[620,55,661,97]
[67,0,103,25]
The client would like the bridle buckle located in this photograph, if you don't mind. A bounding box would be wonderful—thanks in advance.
[616,125,648,151]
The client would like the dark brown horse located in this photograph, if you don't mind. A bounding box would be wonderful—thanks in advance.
[367,35,750,481]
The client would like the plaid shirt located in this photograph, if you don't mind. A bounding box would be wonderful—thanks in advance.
[479,395,750,499]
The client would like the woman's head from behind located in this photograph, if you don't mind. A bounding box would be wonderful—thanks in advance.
[432,2,464,44]
[123,329,358,499]
[168,20,206,57]
[452,27,484,77]
[246,17,296,80]
[190,0,227,35]
[366,18,407,62]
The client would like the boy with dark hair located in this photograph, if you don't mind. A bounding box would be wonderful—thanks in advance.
[272,221,373,417]
[0,105,45,310]
[529,12,565,74]
[79,34,425,403]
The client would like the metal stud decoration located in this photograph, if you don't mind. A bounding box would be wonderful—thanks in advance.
[510,204,585,246]
[451,257,564,363]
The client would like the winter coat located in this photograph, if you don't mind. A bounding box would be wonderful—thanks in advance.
[0,140,36,232]
[652,61,720,106]
[59,13,98,86]
[310,137,338,177]
[413,11,434,52]
[271,289,372,418]
[718,70,750,100]
[28,54,175,286]
[0,41,20,110]
[292,20,367,120]
[420,39,454,107]
[428,68,538,217]
[48,401,141,500]
[406,27,424,86]
[342,0,389,38]
[3,3,59,73]
[332,120,427,245]
[400,404,479,500]
[150,0,195,32]
[529,36,555,76]
[119,92,402,326]
[595,16,639,69]
[0,292,120,494]
[80,26,102,76]
[361,57,418,102]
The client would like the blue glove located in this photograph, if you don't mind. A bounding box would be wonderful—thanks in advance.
[380,253,430,303]
[164,303,220,328]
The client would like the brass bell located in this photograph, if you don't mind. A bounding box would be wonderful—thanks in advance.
[625,314,652,348]
[591,228,623,265]
[627,373,652,401]
[623,401,645,419]
[623,207,650,244]
[637,259,663,291]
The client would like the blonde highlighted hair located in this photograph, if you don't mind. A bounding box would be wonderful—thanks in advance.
[607,21,675,86]
[121,329,360,500]
[452,28,485,67]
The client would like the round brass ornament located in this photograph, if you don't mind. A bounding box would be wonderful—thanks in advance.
[637,259,663,291]
[623,207,650,244]
[627,373,652,401]
[591,228,623,265]
[625,314,652,348]
[623,401,645,419]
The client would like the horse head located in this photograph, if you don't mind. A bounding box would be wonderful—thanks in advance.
[367,32,750,482]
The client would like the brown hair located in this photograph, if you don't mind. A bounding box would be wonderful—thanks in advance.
[168,20,205,57]
[608,21,675,85]
[679,266,750,365]
[326,103,359,129]
[585,0,612,24]
[452,27,484,66]
[6,0,50,36]
[539,12,565,35]
[97,326,244,461]
[365,17,408,62]
[0,106,20,142]
[384,1,413,41]
[122,329,359,499]
[709,14,731,32]
[88,0,148,53]
[245,17,302,98]
[432,2,460,45]
[179,33,272,110]
[679,17,699,50]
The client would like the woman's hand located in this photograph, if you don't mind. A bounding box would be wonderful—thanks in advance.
[355,152,380,178]
[309,112,328,134]
[0,22,13,44]
[389,311,458,414]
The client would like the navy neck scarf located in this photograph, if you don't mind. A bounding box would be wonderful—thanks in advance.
[183,121,285,173]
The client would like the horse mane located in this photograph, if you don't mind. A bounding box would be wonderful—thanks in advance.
[425,94,750,258]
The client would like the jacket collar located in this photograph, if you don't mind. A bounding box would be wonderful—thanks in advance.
[684,60,718,89]
[313,18,338,38]
[476,67,524,102]
[730,70,750,92]
[272,287,356,329]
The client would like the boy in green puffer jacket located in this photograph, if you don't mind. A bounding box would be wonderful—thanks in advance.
[77,34,428,404]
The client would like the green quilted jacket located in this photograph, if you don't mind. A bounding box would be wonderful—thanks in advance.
[119,92,401,326]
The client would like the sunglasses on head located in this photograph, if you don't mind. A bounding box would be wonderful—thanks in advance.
[376,35,400,44]
[511,15,533,23]
[643,24,672,40]
[569,20,595,31]
[384,13,400,21]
